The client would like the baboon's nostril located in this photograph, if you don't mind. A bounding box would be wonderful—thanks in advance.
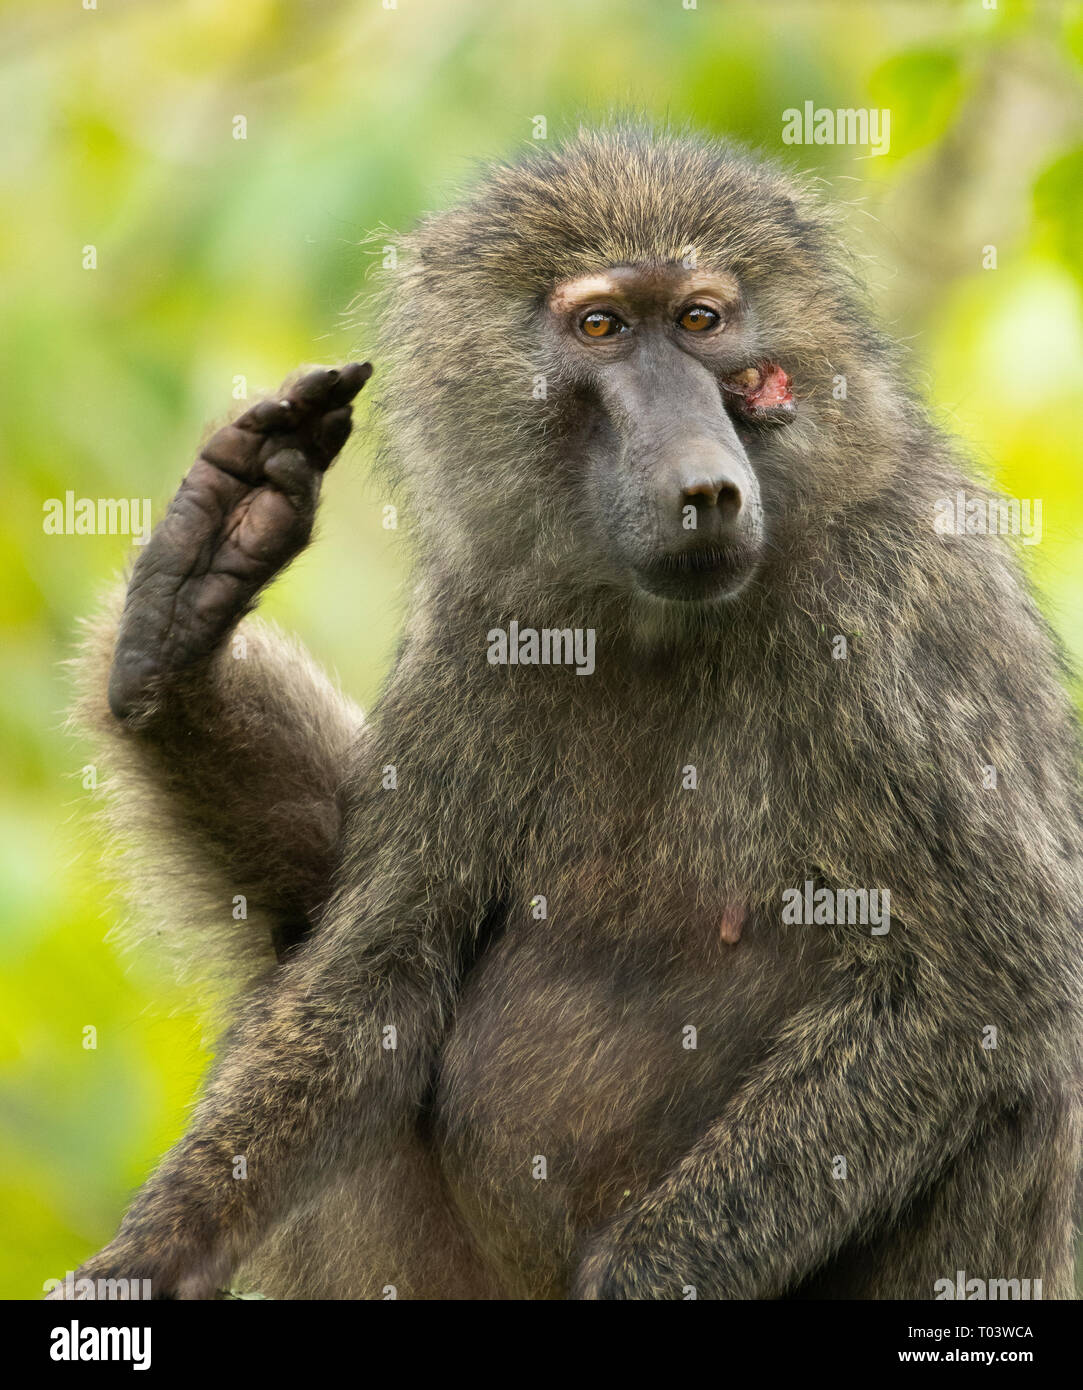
[682,476,720,504]
[681,476,743,522]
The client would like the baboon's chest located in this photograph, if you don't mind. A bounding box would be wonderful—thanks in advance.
[431,868,816,1296]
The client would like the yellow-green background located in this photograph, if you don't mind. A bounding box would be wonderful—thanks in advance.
[2,0,1081,1298]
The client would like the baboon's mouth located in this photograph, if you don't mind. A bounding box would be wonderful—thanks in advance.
[635,542,760,602]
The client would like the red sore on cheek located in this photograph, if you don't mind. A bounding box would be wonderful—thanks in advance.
[725,361,796,416]
[746,362,794,409]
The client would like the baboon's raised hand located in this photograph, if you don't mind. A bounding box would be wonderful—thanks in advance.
[108,362,372,722]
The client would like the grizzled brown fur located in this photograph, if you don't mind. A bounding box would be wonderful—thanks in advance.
[65,127,1081,1299]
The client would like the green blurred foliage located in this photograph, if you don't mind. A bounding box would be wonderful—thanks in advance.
[1,0,1080,1298]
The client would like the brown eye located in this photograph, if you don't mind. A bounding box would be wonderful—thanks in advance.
[581,311,626,338]
[679,305,720,333]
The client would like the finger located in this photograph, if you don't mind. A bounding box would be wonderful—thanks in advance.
[200,422,265,480]
[315,406,353,464]
[327,361,372,406]
[287,361,372,412]
[263,447,322,513]
[235,397,297,433]
[290,367,342,408]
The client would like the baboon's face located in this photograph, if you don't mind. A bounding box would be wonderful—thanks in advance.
[545,262,795,603]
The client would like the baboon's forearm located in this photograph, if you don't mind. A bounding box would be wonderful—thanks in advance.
[68,364,370,964]
[93,891,456,1295]
[73,596,363,951]
[577,974,993,1299]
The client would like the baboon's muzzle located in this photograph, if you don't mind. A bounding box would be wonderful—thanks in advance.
[596,340,764,602]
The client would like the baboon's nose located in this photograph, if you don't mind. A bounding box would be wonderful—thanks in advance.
[680,473,743,524]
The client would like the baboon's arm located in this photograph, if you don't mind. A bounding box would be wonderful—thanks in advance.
[52,845,463,1299]
[74,607,364,967]
[54,362,426,1295]
[574,959,998,1299]
[72,365,371,967]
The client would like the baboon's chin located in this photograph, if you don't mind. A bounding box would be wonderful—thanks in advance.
[632,545,760,604]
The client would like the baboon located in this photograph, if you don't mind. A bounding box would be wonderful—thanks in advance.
[61,128,1081,1300]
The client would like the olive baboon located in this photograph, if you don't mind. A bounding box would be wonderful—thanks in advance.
[62,128,1081,1299]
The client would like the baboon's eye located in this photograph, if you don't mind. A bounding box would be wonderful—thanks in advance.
[580,311,626,339]
[678,305,720,333]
